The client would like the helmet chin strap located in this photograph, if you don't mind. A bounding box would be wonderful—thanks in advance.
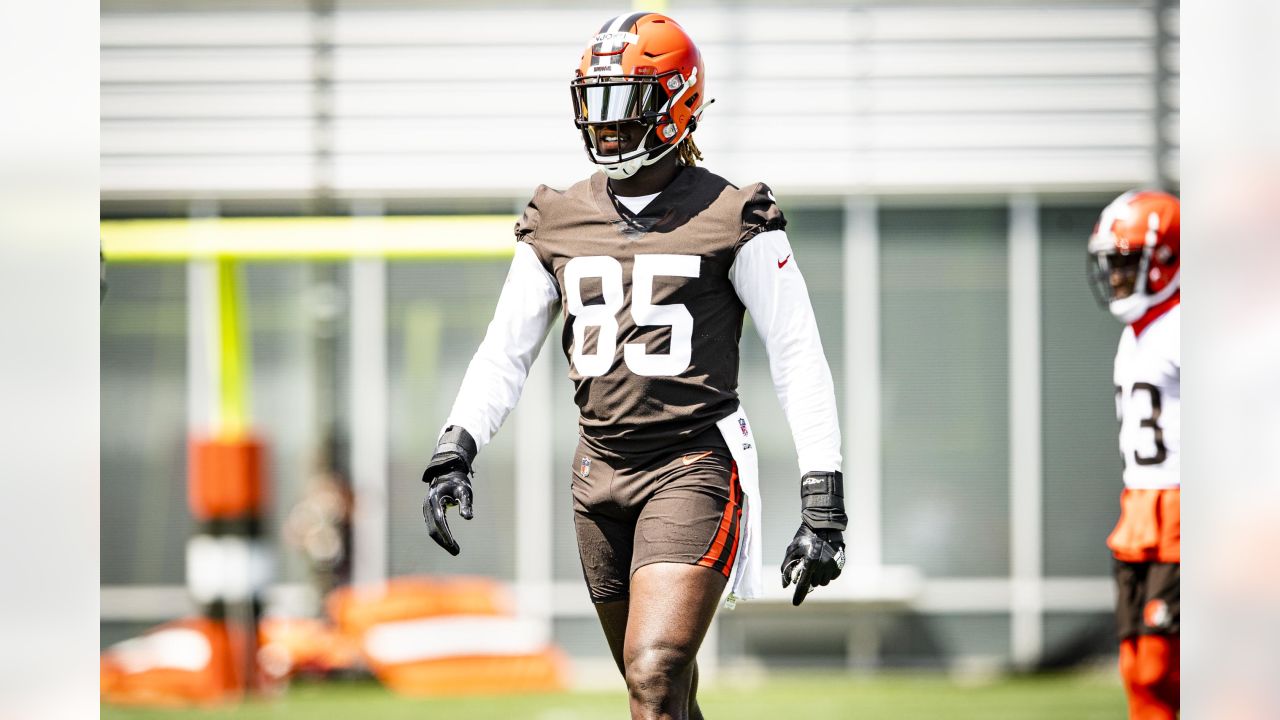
[600,155,647,180]
[596,124,658,179]
[1109,295,1152,324]
[600,133,681,180]
[1109,268,1180,323]
[598,101,713,180]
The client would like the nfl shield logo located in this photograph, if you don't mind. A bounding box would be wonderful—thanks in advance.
[580,456,592,478]
[739,418,749,437]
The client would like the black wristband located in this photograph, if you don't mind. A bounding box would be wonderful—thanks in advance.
[800,470,848,531]
[422,425,478,483]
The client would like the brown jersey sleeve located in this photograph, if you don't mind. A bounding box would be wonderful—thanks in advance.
[514,184,559,273]
[514,189,540,240]
[736,182,787,252]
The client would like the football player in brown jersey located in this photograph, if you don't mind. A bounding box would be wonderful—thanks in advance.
[421,13,845,719]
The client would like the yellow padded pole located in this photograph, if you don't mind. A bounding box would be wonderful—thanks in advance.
[216,259,250,438]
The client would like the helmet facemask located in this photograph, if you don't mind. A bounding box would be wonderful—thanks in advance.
[1087,210,1180,324]
[1088,248,1152,323]
[571,68,699,179]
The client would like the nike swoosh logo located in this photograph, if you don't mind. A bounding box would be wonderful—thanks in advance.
[777,255,791,269]
[682,451,714,466]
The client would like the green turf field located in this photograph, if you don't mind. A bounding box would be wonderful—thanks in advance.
[102,672,1125,719]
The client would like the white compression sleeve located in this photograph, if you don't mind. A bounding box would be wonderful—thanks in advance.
[442,242,559,449]
[729,229,842,473]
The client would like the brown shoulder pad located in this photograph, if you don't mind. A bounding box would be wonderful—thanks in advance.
[738,182,787,249]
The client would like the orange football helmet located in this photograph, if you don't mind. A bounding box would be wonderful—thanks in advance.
[1088,190,1181,323]
[570,12,708,179]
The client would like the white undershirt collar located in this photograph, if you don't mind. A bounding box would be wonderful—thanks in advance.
[613,192,660,215]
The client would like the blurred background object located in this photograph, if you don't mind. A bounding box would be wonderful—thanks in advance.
[282,438,352,598]
[100,0,1179,711]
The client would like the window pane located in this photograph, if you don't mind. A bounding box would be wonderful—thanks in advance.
[243,262,349,587]
[387,259,517,580]
[1041,206,1124,577]
[101,264,190,585]
[880,208,1009,577]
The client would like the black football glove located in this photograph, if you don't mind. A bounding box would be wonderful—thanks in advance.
[421,425,478,556]
[781,471,848,606]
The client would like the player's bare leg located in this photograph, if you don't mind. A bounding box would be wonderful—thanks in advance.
[623,562,725,720]
[594,599,629,676]
[596,595,708,719]
[687,661,702,720]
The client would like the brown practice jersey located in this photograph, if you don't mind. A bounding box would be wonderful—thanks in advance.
[515,167,785,455]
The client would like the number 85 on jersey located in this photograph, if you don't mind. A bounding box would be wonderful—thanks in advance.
[565,254,700,378]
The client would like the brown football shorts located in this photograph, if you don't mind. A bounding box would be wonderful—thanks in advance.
[1114,559,1180,639]
[571,431,743,604]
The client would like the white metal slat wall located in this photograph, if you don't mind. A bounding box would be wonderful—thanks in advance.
[101,9,316,194]
[101,2,1179,201]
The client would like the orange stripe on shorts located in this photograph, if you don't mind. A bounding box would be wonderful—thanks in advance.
[697,462,741,577]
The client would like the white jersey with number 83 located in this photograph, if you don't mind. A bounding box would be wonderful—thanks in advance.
[1113,305,1180,489]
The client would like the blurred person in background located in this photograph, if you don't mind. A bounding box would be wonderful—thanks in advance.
[284,436,353,598]
[1087,191,1181,719]
[419,12,845,720]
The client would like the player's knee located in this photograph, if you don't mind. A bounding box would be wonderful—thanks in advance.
[625,644,693,709]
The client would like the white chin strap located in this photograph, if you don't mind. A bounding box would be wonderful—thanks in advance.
[1109,295,1152,324]
[1109,269,1180,323]
[597,126,686,180]
[600,155,647,180]
[596,96,712,180]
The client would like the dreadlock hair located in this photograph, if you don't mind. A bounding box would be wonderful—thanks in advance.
[677,134,703,167]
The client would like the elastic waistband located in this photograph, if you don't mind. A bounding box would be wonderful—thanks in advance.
[577,421,729,462]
